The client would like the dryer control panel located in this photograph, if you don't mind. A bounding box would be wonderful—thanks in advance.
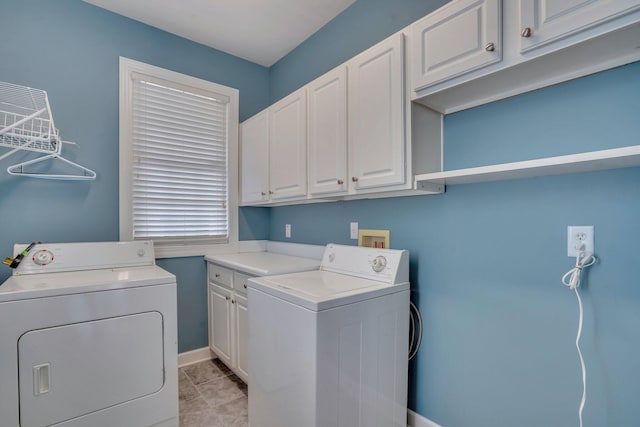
[320,243,409,284]
[12,241,155,275]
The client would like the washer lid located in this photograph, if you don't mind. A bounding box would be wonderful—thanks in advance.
[248,270,409,311]
[0,265,175,302]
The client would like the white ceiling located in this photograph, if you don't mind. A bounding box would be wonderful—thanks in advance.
[83,0,356,67]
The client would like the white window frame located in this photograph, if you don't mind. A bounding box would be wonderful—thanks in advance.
[119,57,239,258]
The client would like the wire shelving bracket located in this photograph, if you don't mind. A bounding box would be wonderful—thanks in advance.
[0,82,96,180]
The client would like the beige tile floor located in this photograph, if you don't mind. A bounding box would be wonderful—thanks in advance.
[179,359,248,427]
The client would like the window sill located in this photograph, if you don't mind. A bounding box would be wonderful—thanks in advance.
[154,242,236,259]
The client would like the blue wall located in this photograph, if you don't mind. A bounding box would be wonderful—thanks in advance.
[269,0,449,102]
[0,0,270,352]
[267,1,640,426]
[2,1,639,425]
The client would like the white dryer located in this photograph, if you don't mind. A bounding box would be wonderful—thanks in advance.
[247,243,410,427]
[0,241,178,427]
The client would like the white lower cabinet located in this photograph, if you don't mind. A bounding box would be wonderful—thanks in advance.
[207,264,250,383]
[208,282,232,367]
[233,292,249,380]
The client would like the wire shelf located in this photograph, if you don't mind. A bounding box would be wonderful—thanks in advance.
[0,82,96,180]
[0,82,59,154]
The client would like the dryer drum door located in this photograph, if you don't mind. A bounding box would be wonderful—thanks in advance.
[18,312,165,427]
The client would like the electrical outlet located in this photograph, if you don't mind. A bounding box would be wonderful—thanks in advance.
[285,224,291,239]
[567,226,594,257]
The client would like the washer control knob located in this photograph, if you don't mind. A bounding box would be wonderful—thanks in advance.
[371,255,387,272]
[33,249,54,266]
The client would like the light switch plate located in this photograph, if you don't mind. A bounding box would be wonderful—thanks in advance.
[350,222,358,240]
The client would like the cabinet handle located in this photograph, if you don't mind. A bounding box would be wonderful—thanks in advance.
[485,42,495,52]
[269,190,274,195]
[243,283,248,289]
[231,299,236,304]
[351,176,358,182]
[225,296,230,301]
[521,27,532,38]
[215,273,221,278]
[261,191,266,196]
[337,179,344,185]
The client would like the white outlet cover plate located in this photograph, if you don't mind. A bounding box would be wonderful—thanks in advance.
[285,224,291,239]
[350,222,358,240]
[567,226,594,257]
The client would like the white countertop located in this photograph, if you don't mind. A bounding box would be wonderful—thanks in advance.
[204,251,320,276]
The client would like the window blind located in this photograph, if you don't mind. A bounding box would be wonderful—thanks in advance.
[131,76,229,242]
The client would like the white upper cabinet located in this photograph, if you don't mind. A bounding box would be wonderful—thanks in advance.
[411,0,640,113]
[269,87,308,201]
[239,110,269,205]
[348,33,406,190]
[307,66,348,196]
[519,0,640,53]
[412,0,501,91]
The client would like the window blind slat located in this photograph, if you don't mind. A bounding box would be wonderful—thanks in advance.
[133,99,226,124]
[131,75,229,239]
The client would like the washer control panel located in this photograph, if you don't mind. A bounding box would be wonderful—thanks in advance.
[12,241,155,275]
[321,244,409,284]
[370,255,387,273]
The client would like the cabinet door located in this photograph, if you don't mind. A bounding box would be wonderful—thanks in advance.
[348,33,405,190]
[233,293,249,383]
[240,110,269,205]
[520,0,640,53]
[269,88,307,200]
[412,0,501,91]
[307,66,348,196]
[209,283,232,366]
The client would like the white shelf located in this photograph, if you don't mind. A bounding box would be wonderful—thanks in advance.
[414,145,640,188]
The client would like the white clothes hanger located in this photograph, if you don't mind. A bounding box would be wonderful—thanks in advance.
[7,152,97,180]
[0,82,96,181]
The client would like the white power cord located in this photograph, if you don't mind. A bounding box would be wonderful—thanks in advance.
[561,250,596,427]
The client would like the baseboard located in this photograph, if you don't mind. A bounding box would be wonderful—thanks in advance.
[178,347,212,368]
[408,409,442,427]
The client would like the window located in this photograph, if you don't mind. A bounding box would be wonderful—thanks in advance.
[119,57,238,258]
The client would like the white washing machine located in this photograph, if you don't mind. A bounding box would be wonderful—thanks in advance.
[0,241,178,427]
[247,243,410,427]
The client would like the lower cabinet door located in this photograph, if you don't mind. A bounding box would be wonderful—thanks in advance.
[234,294,249,382]
[209,283,233,367]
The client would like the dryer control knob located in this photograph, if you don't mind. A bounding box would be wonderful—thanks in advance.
[371,255,387,272]
[33,249,54,266]
[328,253,335,263]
